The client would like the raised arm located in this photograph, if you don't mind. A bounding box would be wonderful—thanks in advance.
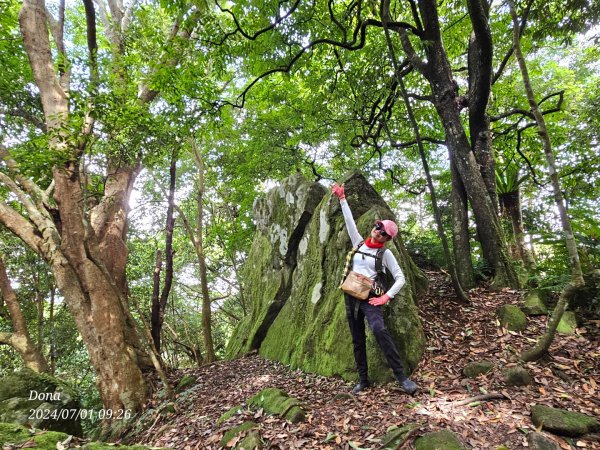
[332,183,363,247]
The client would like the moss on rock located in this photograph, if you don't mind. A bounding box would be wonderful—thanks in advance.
[522,290,549,316]
[217,405,244,425]
[556,311,578,335]
[175,375,196,393]
[531,405,600,437]
[463,360,494,378]
[379,423,419,449]
[414,430,464,450]
[236,430,262,450]
[248,388,305,423]
[219,421,258,447]
[0,370,82,436]
[526,432,560,450]
[504,366,533,386]
[497,304,527,331]
[232,172,426,383]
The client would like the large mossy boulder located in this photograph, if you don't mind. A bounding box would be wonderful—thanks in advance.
[225,172,427,383]
[531,405,600,437]
[0,370,82,436]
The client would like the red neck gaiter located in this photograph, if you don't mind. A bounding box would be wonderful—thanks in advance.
[364,237,384,249]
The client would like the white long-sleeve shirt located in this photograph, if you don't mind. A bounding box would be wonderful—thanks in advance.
[341,199,405,298]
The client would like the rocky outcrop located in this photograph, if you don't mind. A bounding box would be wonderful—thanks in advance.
[0,370,82,437]
[226,171,427,383]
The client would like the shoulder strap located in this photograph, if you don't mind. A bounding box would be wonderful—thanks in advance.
[375,248,386,274]
[354,247,387,274]
[339,241,364,287]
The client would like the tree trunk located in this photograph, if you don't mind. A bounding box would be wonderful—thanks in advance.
[0,257,49,373]
[150,154,177,353]
[450,159,475,289]
[151,249,163,350]
[380,9,469,303]
[500,191,535,271]
[401,0,518,287]
[466,0,499,212]
[193,144,216,363]
[508,0,584,361]
[53,166,149,413]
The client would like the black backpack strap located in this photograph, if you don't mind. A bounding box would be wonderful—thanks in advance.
[375,248,386,274]
[355,247,387,275]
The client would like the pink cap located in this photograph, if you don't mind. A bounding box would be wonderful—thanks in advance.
[376,219,398,239]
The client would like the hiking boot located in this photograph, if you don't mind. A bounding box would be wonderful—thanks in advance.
[351,381,370,394]
[398,378,418,395]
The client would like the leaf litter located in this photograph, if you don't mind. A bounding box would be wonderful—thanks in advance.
[133,272,599,449]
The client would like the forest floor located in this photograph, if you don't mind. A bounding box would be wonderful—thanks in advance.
[132,272,600,450]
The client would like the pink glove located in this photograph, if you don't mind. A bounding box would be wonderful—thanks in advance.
[332,183,345,199]
[369,294,390,306]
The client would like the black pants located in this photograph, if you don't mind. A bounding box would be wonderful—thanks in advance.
[345,294,408,383]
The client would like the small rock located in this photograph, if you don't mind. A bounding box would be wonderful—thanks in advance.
[217,405,243,425]
[175,375,197,392]
[236,430,262,450]
[248,388,305,423]
[219,421,258,447]
[504,366,533,386]
[522,290,548,316]
[497,304,527,331]
[414,430,464,449]
[527,431,560,450]
[463,360,494,378]
[556,311,578,335]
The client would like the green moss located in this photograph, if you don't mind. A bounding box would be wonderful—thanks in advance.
[217,405,243,425]
[556,311,577,335]
[236,430,262,450]
[497,305,527,331]
[0,423,69,449]
[415,430,464,450]
[522,290,548,316]
[219,421,258,447]
[0,422,31,445]
[503,366,532,386]
[531,405,600,437]
[463,360,494,378]
[175,375,196,392]
[32,430,70,449]
[248,388,305,423]
[379,423,419,449]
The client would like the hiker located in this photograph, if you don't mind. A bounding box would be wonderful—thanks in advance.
[332,182,418,395]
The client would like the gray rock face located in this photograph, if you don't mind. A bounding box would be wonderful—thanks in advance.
[226,171,427,383]
[0,370,82,436]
